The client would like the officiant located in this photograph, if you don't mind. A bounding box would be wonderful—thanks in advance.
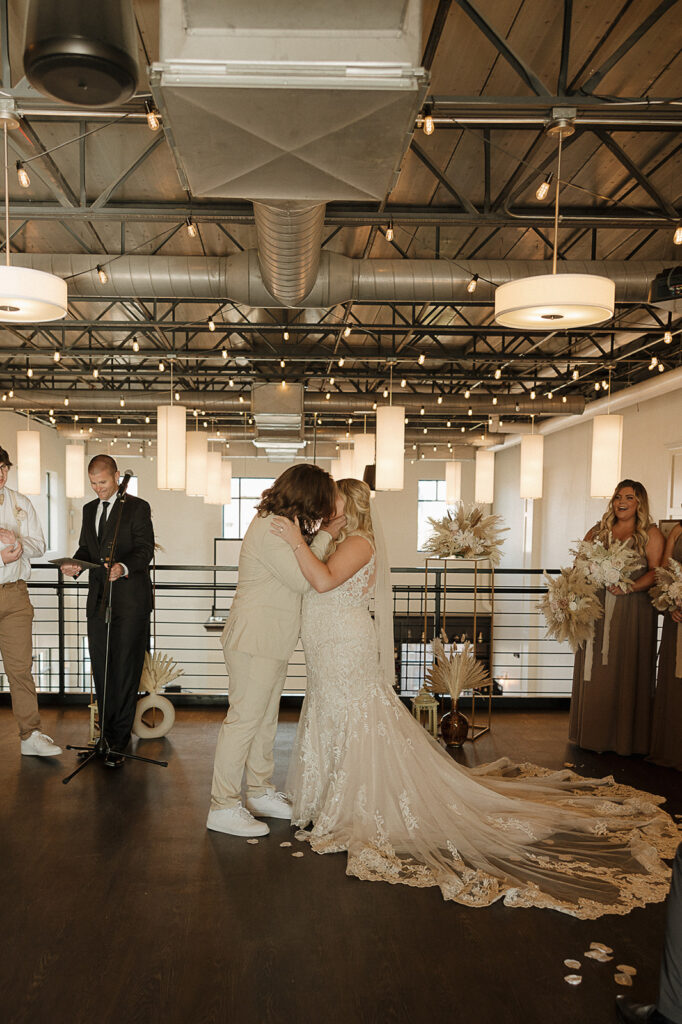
[60,455,154,767]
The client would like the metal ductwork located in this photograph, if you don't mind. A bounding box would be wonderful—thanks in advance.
[4,389,585,416]
[12,254,674,309]
[23,0,139,107]
[253,202,327,305]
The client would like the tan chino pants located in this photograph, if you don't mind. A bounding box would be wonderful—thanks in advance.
[0,581,41,739]
[210,649,288,810]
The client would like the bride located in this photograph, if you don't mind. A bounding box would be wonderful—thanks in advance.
[270,479,679,918]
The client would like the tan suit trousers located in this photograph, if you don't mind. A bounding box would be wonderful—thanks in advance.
[0,581,41,739]
[210,649,288,809]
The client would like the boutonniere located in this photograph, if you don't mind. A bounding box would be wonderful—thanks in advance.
[15,508,27,521]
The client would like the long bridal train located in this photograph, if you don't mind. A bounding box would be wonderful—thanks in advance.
[288,556,680,920]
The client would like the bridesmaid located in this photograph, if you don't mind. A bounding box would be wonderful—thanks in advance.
[650,521,682,770]
[569,479,664,755]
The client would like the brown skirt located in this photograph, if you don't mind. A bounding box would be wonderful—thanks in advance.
[649,613,682,770]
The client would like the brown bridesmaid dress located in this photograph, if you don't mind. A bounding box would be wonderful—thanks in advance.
[569,551,657,755]
[650,530,682,770]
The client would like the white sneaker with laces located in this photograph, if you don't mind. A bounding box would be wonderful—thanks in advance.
[246,789,292,819]
[206,805,270,837]
[20,730,63,757]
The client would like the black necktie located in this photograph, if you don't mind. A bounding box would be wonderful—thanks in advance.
[97,501,110,544]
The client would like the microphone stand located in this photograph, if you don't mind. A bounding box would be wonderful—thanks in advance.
[63,476,168,783]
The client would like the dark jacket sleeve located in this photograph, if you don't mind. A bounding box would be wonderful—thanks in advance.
[122,499,154,574]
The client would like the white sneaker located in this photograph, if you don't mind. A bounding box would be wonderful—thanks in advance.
[20,730,63,757]
[206,805,270,837]
[246,789,292,820]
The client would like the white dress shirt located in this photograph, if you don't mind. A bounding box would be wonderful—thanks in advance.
[95,493,128,576]
[0,486,46,584]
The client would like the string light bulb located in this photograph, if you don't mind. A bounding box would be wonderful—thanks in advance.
[27,367,33,378]
[423,113,434,136]
[186,217,197,238]
[400,378,406,388]
[145,103,160,132]
[418,353,425,365]
[208,317,215,332]
[158,360,165,372]
[343,325,351,338]
[535,172,552,201]
[530,389,536,399]
[222,349,228,360]
[283,330,289,341]
[132,338,139,352]
[572,368,579,380]
[92,368,98,378]
[97,265,108,284]
[674,225,682,245]
[658,362,665,373]
[494,367,501,379]
[467,274,479,295]
[385,223,394,243]
[53,350,60,362]
[16,162,30,189]
[664,330,672,344]
[464,389,470,399]
[338,358,344,367]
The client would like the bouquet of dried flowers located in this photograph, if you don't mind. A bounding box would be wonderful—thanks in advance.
[424,503,507,565]
[538,567,604,652]
[571,537,641,592]
[425,638,491,700]
[650,557,682,614]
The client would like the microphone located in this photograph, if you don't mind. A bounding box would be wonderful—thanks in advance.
[117,470,134,496]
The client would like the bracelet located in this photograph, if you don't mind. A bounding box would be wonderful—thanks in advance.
[293,542,303,553]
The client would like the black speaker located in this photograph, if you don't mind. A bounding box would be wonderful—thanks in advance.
[23,0,139,107]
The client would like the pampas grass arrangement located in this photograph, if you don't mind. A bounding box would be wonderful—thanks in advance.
[139,650,183,694]
[539,567,604,652]
[650,557,682,613]
[424,503,507,565]
[425,638,491,700]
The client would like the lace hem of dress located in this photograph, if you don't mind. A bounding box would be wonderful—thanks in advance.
[292,766,681,920]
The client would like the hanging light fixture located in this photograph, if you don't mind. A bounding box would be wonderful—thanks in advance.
[0,119,67,322]
[204,451,223,504]
[220,460,232,505]
[17,420,41,494]
[376,406,405,491]
[65,443,85,498]
[495,121,614,329]
[157,362,186,490]
[474,450,494,504]
[445,461,462,505]
[520,434,544,500]
[590,414,623,498]
[351,433,375,480]
[185,429,208,497]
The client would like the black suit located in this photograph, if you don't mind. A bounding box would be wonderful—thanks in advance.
[74,493,154,750]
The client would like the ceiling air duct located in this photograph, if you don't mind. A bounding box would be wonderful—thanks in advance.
[23,0,139,107]
[648,267,682,314]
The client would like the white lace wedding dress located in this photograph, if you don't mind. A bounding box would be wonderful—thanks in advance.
[286,554,680,918]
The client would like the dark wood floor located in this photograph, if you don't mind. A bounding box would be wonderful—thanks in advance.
[0,705,679,1024]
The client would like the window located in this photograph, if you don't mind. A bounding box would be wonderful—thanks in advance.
[126,475,138,497]
[417,479,448,551]
[223,477,275,539]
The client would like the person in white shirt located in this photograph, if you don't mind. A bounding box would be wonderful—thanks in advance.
[0,446,61,756]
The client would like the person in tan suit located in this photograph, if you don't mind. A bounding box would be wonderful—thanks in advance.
[207,464,343,837]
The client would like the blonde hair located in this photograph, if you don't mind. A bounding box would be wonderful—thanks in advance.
[328,478,375,556]
[596,478,653,556]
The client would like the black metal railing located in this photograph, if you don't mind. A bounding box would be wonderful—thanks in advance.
[1,564,579,699]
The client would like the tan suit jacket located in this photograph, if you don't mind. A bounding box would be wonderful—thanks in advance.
[221,513,330,662]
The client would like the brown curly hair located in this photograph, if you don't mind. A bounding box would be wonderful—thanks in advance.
[256,464,336,537]
[596,478,653,556]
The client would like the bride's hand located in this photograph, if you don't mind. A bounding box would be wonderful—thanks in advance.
[271,515,303,549]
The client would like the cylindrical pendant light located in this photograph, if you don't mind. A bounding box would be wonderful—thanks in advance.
[185,430,208,496]
[590,414,623,498]
[475,450,495,504]
[520,434,544,500]
[156,405,186,490]
[445,461,462,505]
[352,433,375,480]
[65,443,85,498]
[204,451,223,504]
[375,405,405,491]
[220,460,232,505]
[17,429,41,494]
